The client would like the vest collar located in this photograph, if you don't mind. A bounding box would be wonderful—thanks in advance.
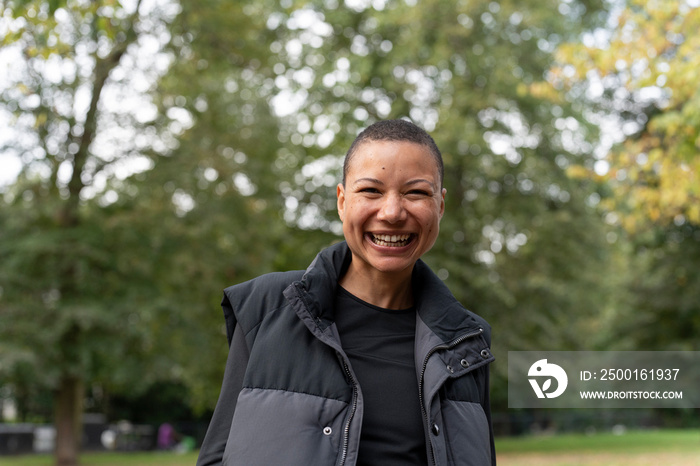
[290,241,483,339]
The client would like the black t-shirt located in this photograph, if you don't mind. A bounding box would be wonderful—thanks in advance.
[334,287,428,466]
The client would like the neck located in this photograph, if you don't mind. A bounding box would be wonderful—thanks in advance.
[338,262,414,310]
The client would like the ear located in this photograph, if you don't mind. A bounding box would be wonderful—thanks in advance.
[337,183,346,221]
[439,188,446,220]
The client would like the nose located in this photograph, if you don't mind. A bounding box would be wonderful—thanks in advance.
[377,193,406,223]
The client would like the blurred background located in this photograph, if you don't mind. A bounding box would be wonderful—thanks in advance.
[1,0,699,464]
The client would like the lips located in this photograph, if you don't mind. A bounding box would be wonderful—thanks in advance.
[369,233,413,247]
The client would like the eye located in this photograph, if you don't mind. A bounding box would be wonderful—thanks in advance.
[407,189,430,196]
[358,187,381,194]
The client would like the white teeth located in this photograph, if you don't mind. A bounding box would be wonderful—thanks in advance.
[374,234,409,242]
[371,234,411,247]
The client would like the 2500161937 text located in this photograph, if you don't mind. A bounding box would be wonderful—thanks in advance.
[595,369,680,381]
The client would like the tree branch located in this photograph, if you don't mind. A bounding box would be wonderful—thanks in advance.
[61,0,144,226]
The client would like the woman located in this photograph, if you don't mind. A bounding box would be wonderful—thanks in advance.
[197,120,495,466]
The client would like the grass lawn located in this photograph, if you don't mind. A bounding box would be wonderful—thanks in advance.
[0,451,199,466]
[2,430,699,465]
[496,428,700,466]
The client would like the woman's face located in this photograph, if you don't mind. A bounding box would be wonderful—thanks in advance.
[337,140,445,278]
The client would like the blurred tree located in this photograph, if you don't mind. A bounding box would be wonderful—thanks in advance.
[263,0,615,407]
[127,0,324,411]
[139,0,620,415]
[0,0,295,464]
[0,3,633,459]
[0,1,167,463]
[613,224,700,351]
[553,0,700,229]
[550,0,700,351]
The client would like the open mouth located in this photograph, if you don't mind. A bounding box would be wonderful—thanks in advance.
[369,233,414,247]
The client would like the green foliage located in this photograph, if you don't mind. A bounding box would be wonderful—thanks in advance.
[609,224,700,350]
[0,7,302,461]
[553,0,700,229]
[0,0,165,399]
[261,0,614,407]
[549,0,700,352]
[4,0,684,438]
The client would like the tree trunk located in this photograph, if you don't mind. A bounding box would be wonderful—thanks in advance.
[54,375,84,466]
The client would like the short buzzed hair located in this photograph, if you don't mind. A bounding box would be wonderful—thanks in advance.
[342,119,444,187]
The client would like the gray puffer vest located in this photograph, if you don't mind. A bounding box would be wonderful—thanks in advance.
[197,241,496,466]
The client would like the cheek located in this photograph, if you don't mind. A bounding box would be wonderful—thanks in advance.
[347,199,371,216]
[423,213,441,235]
[419,205,441,224]
[343,205,365,226]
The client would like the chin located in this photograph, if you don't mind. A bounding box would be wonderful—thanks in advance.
[368,258,417,275]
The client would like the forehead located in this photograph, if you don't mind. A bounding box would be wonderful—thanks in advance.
[347,140,439,178]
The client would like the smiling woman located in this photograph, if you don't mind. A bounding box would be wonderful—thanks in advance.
[198,119,495,466]
[337,139,446,309]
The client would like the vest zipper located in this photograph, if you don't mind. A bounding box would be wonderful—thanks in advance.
[291,282,359,465]
[338,357,358,466]
[294,281,358,466]
[418,327,484,466]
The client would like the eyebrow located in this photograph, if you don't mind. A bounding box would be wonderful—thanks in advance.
[405,179,437,190]
[353,177,383,185]
[353,178,437,190]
